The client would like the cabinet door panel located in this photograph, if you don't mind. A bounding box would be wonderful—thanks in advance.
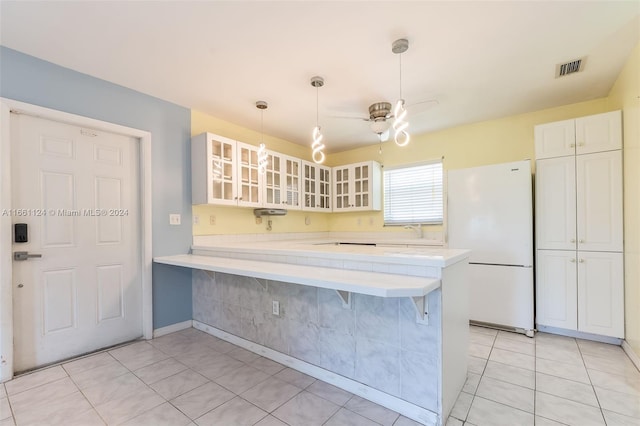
[575,110,622,155]
[535,158,576,250]
[577,252,623,338]
[206,134,237,205]
[536,250,578,330]
[534,119,575,159]
[576,151,623,252]
[236,142,262,207]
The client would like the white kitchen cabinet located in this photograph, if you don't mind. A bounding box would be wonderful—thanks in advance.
[235,141,263,207]
[192,133,262,207]
[536,250,578,331]
[534,110,622,159]
[536,151,622,252]
[535,156,577,250]
[302,161,331,211]
[535,111,623,339]
[263,151,301,209]
[577,251,624,338]
[537,250,623,338]
[332,161,382,211]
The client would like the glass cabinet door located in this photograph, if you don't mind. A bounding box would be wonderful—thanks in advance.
[334,166,350,209]
[353,164,369,208]
[264,153,282,206]
[209,136,236,203]
[236,142,262,207]
[285,158,300,207]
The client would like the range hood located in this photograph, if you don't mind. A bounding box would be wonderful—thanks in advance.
[253,208,288,217]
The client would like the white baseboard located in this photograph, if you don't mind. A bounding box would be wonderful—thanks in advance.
[622,340,640,371]
[536,325,622,345]
[153,320,193,338]
[192,320,438,426]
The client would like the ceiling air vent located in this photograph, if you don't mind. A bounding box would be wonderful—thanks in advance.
[556,57,585,78]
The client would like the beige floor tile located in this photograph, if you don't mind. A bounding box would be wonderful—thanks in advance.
[463,372,482,394]
[8,377,77,416]
[469,332,496,347]
[588,368,640,396]
[0,398,10,421]
[120,402,191,426]
[468,343,492,359]
[64,408,106,426]
[0,417,14,426]
[602,409,640,426]
[445,417,463,426]
[536,372,599,407]
[5,366,67,396]
[343,395,400,426]
[467,396,533,426]
[306,380,352,406]
[470,326,498,337]
[583,354,640,377]
[195,396,268,426]
[13,390,92,425]
[273,391,340,426]
[577,339,627,360]
[324,407,379,426]
[226,346,261,364]
[94,386,164,425]
[535,391,605,426]
[170,381,234,419]
[535,357,590,384]
[254,415,289,426]
[534,416,566,425]
[274,368,316,389]
[250,357,286,375]
[150,368,209,400]
[241,376,302,413]
[468,356,487,375]
[395,416,424,426]
[497,331,534,343]
[214,364,270,394]
[192,353,244,380]
[62,352,115,376]
[82,372,148,406]
[69,358,129,389]
[483,360,535,389]
[493,336,535,356]
[133,357,188,385]
[488,348,535,371]
[449,391,473,421]
[594,386,640,418]
[476,376,534,413]
[536,344,583,365]
[110,344,170,371]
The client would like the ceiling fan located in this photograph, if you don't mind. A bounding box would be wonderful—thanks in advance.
[334,99,439,141]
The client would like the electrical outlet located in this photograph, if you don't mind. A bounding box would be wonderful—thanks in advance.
[272,300,280,316]
[193,215,200,225]
[305,216,311,225]
[169,214,181,225]
[256,217,262,224]
[210,215,216,225]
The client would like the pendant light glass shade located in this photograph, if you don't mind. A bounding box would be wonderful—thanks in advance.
[392,39,410,147]
[256,101,268,174]
[310,76,325,164]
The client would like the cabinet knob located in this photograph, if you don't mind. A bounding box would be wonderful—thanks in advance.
[579,239,584,243]
[577,142,585,147]
[579,259,585,263]
[570,143,576,148]
[570,238,576,243]
[570,258,576,263]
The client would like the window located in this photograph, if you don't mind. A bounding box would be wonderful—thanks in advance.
[383,160,443,225]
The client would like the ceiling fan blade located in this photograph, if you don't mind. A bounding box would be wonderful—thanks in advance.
[327,114,371,121]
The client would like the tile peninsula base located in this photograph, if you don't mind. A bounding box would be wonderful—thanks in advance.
[192,320,439,426]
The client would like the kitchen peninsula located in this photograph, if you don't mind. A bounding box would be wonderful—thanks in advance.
[155,237,470,426]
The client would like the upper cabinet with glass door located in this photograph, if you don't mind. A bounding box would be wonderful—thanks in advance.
[191,133,262,207]
[332,161,382,212]
[263,151,302,210]
[302,161,331,212]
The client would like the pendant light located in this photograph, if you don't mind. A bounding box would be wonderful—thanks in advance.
[256,101,268,174]
[310,76,326,164]
[392,38,410,147]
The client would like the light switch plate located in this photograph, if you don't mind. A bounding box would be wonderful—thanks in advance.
[169,214,181,225]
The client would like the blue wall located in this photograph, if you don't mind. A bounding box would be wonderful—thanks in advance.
[1,46,192,328]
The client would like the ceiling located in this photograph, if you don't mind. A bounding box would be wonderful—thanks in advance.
[1,1,639,153]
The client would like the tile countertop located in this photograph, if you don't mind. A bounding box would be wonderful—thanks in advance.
[191,238,470,269]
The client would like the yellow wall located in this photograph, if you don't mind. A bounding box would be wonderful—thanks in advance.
[191,110,331,235]
[607,42,640,358]
[326,98,608,233]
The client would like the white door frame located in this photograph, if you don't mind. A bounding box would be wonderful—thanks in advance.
[0,98,153,382]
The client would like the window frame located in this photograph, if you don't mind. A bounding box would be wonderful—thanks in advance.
[382,159,444,226]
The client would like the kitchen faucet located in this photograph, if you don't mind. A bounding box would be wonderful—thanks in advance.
[404,224,423,239]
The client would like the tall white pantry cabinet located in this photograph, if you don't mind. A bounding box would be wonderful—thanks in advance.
[535,110,624,338]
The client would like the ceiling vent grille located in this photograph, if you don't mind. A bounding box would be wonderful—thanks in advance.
[556,58,585,78]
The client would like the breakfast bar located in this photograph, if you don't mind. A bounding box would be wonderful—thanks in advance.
[154,239,470,426]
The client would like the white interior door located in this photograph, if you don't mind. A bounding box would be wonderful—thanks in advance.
[11,113,142,372]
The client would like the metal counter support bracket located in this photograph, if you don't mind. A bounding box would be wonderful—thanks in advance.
[335,290,351,308]
[253,278,268,291]
[411,296,429,325]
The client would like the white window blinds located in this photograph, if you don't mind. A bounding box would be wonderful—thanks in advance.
[383,161,443,225]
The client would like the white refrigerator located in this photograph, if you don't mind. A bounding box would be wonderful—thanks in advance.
[447,160,534,336]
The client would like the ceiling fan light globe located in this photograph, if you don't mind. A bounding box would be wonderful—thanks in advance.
[370,120,390,135]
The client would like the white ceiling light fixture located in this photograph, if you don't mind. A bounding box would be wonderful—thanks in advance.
[310,76,326,164]
[256,100,268,174]
[392,38,410,147]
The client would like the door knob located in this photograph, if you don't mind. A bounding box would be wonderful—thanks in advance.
[13,251,42,261]
[17,284,23,288]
